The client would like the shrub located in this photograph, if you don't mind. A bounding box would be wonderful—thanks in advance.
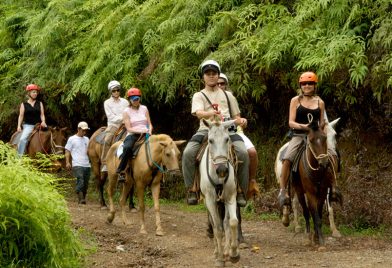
[0,142,84,267]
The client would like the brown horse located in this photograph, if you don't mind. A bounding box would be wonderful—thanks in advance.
[106,134,186,236]
[87,127,135,209]
[292,119,340,246]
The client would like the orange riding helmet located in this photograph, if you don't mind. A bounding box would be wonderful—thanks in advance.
[299,72,318,83]
[26,84,40,91]
[127,87,142,97]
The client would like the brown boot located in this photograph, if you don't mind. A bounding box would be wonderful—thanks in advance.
[278,160,291,208]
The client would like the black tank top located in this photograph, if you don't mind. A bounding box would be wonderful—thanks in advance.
[23,101,42,125]
[295,98,321,126]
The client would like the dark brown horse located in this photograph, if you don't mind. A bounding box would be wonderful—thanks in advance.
[87,127,135,209]
[10,125,67,170]
[292,119,340,246]
[106,134,186,236]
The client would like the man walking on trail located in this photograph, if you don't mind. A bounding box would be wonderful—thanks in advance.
[101,80,129,172]
[65,121,91,204]
[182,59,249,207]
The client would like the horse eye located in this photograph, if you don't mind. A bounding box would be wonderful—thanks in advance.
[209,139,213,144]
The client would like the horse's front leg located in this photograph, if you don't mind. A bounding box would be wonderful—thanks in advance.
[151,177,163,236]
[205,196,224,267]
[136,181,147,234]
[225,198,240,263]
[99,171,108,208]
[120,178,133,225]
[106,172,118,223]
[297,192,310,234]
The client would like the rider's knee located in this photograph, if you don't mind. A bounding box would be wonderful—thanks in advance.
[247,148,257,159]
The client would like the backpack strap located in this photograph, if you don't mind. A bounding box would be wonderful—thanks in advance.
[200,90,233,119]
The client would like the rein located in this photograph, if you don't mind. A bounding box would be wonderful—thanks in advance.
[145,134,167,174]
[306,142,329,171]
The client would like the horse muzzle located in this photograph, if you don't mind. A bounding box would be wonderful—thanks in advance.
[215,164,228,178]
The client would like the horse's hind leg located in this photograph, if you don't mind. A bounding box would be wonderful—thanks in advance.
[128,184,137,212]
[237,207,248,248]
[326,197,341,238]
[120,178,133,226]
[297,192,310,234]
[293,194,302,233]
[225,201,240,264]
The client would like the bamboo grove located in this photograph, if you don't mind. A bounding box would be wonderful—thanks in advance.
[0,0,391,138]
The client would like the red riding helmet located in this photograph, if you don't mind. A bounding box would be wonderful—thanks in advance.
[26,84,40,91]
[299,72,318,83]
[127,87,142,97]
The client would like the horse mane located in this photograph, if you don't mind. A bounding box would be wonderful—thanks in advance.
[149,134,172,143]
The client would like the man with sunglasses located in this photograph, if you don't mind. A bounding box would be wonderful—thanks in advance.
[277,72,340,208]
[101,80,129,172]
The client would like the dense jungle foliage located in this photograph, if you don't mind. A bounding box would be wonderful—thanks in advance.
[0,0,391,228]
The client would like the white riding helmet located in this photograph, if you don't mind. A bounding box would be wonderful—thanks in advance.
[108,80,121,91]
[219,73,228,84]
[200,60,221,74]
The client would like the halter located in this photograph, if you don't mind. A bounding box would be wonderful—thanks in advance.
[206,147,230,202]
[145,134,167,174]
[38,125,65,155]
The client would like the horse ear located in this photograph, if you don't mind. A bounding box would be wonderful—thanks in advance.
[174,140,187,146]
[329,118,340,130]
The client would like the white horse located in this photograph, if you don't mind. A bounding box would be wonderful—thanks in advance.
[200,118,240,267]
[275,118,342,238]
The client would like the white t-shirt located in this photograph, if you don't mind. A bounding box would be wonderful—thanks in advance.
[65,135,91,167]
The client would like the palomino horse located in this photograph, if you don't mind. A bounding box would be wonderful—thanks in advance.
[200,118,240,267]
[10,125,67,169]
[87,127,134,209]
[275,118,341,238]
[106,134,186,236]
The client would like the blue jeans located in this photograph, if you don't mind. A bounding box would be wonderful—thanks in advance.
[72,166,91,193]
[17,124,35,156]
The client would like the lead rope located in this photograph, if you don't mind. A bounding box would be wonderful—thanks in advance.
[145,134,166,174]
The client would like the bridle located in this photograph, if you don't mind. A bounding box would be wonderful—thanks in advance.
[38,126,65,155]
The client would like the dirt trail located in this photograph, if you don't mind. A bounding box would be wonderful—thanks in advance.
[68,199,392,268]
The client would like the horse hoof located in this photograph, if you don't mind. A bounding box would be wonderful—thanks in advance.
[239,242,249,249]
[230,254,240,263]
[107,214,114,223]
[332,231,342,238]
[129,208,138,213]
[214,260,224,267]
[282,215,290,227]
[156,230,164,236]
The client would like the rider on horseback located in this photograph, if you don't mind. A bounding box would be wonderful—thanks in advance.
[182,60,249,207]
[217,73,260,199]
[116,87,153,182]
[101,80,129,172]
[277,71,341,208]
[16,84,47,156]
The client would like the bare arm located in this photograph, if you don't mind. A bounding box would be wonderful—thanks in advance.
[195,109,221,120]
[40,102,47,128]
[233,114,247,128]
[65,149,72,170]
[17,103,25,132]
[146,110,153,135]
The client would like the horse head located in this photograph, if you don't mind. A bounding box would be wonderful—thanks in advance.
[159,137,186,174]
[50,127,68,155]
[202,118,234,179]
[307,119,329,168]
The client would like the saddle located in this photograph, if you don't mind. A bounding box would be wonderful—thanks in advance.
[116,133,146,159]
[95,125,127,145]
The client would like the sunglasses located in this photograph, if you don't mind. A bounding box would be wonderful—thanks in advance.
[217,82,226,86]
[300,82,316,86]
[111,89,120,92]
